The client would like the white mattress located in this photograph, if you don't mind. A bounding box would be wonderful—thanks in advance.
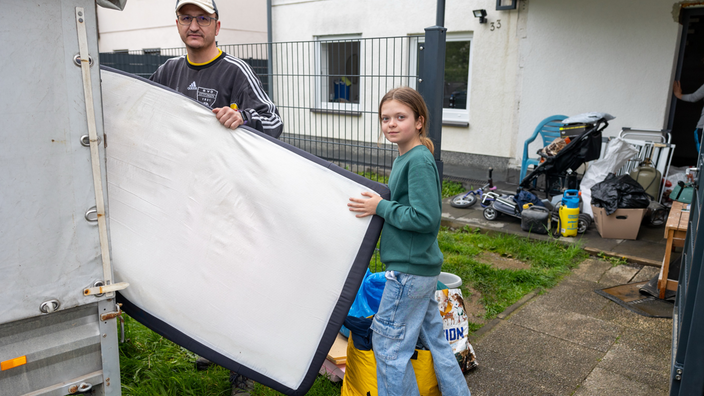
[101,68,387,395]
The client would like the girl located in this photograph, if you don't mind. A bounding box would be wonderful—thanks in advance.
[348,87,471,396]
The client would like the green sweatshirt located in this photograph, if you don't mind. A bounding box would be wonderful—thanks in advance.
[375,145,444,276]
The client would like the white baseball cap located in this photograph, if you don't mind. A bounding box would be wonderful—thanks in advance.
[176,0,219,17]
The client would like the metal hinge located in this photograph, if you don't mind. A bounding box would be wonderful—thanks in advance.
[674,363,684,381]
[101,302,126,343]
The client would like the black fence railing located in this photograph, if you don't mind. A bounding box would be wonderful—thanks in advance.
[100,37,421,272]
[99,36,420,184]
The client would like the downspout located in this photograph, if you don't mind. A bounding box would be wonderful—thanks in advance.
[418,0,447,179]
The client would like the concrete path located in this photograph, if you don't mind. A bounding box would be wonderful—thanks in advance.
[441,190,667,267]
[464,259,672,396]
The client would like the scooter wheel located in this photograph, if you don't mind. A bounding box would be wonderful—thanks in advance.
[483,206,499,221]
[577,213,592,234]
[450,194,477,208]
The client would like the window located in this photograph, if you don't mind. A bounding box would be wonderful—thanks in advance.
[412,33,473,125]
[316,35,361,111]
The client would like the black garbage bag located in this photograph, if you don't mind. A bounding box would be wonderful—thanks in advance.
[590,173,650,215]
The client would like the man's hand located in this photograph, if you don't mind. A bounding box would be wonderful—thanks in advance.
[213,107,244,129]
[348,192,383,218]
[673,81,683,100]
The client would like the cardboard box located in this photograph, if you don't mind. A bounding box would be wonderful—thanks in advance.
[591,206,646,240]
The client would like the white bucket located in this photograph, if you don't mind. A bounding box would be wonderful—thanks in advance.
[438,272,462,288]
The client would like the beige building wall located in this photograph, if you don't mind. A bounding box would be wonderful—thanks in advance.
[97,0,268,52]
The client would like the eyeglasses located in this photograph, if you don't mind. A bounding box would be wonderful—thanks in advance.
[177,14,217,27]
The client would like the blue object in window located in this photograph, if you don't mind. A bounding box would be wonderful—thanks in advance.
[334,79,350,101]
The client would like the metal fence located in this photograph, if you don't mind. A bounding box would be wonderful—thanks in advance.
[99,36,420,184]
[669,143,704,395]
[100,37,423,272]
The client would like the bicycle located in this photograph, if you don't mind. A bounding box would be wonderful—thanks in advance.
[450,168,498,209]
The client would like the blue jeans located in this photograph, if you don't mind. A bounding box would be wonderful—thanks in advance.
[371,271,471,396]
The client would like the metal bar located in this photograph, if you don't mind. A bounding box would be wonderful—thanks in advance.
[75,7,115,297]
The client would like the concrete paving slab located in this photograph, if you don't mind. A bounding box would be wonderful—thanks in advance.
[530,277,610,317]
[507,303,621,352]
[573,367,667,396]
[598,330,671,391]
[594,301,673,339]
[571,258,613,282]
[579,235,624,253]
[636,225,669,243]
[612,240,666,264]
[468,321,600,395]
[599,264,642,286]
[632,266,661,283]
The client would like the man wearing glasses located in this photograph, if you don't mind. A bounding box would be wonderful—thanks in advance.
[150,0,283,138]
[151,1,281,395]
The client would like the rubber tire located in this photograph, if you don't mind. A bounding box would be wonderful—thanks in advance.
[483,206,499,221]
[577,213,592,234]
[450,193,478,208]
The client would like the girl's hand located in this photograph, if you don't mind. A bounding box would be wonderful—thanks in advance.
[348,192,382,218]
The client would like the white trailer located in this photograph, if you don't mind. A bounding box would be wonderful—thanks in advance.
[0,1,127,395]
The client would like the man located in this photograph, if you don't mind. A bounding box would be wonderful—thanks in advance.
[151,0,283,138]
[673,58,704,151]
[150,1,282,395]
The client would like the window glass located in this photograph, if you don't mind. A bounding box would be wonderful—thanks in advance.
[444,41,470,110]
[321,41,360,104]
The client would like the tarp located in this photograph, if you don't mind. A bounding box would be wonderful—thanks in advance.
[100,67,388,395]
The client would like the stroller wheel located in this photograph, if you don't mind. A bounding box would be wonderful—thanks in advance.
[577,213,592,234]
[483,207,499,221]
[451,193,477,208]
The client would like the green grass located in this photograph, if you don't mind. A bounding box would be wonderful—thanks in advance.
[119,315,343,396]
[438,226,588,318]
[118,226,588,396]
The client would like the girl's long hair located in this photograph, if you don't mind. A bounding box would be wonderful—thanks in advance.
[378,87,434,154]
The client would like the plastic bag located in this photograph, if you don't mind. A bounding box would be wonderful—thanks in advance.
[662,166,690,204]
[435,288,478,372]
[579,137,638,217]
[538,137,568,157]
[341,269,386,337]
[590,173,650,215]
[341,336,440,396]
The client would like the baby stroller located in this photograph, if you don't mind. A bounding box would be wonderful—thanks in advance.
[482,113,613,235]
[520,112,613,198]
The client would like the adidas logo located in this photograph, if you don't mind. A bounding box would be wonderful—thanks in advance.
[187,81,197,90]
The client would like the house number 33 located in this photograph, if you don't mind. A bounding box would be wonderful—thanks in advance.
[490,20,502,31]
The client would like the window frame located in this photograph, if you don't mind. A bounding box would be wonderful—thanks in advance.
[410,32,474,125]
[314,34,363,112]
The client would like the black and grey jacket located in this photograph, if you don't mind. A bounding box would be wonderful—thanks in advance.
[150,51,283,138]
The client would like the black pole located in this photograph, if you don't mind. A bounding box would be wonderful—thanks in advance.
[417,0,446,180]
[266,0,273,98]
[436,0,445,27]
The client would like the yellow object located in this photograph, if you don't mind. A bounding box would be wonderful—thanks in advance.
[559,204,579,237]
[1,356,27,371]
[341,336,440,396]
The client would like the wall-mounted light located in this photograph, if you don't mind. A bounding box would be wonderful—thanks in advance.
[473,9,487,24]
[496,0,517,10]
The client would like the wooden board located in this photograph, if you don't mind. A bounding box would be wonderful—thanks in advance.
[326,333,348,365]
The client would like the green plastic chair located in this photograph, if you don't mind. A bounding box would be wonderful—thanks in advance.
[519,115,569,182]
